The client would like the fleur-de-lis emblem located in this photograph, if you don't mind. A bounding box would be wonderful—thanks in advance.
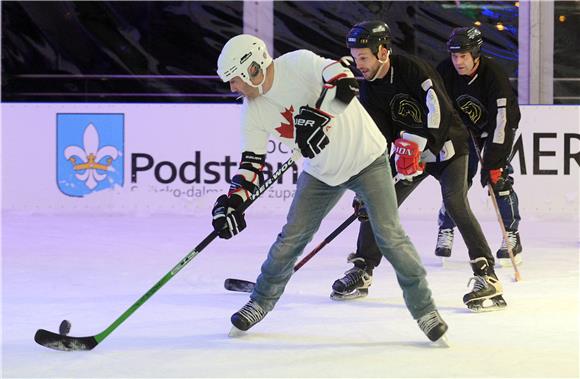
[64,123,119,190]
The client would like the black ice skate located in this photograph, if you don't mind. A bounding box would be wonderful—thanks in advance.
[417,310,449,347]
[434,228,454,259]
[330,253,372,300]
[496,230,523,267]
[463,257,507,312]
[229,300,268,336]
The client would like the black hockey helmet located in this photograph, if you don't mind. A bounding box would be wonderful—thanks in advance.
[346,21,392,55]
[446,27,483,58]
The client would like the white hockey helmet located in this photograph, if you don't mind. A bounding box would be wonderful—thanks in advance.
[217,34,272,86]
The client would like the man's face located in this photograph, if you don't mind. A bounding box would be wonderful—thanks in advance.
[451,52,477,76]
[228,76,259,99]
[350,47,384,81]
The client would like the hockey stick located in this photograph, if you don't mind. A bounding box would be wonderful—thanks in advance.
[224,212,358,292]
[34,151,301,351]
[468,130,522,282]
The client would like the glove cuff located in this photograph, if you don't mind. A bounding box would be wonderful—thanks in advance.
[228,193,244,210]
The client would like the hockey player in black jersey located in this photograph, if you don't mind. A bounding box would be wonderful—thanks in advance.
[434,27,523,268]
[331,20,506,312]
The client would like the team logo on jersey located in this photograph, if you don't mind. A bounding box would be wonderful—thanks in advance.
[276,106,295,139]
[57,113,124,197]
[456,95,488,130]
[390,93,425,130]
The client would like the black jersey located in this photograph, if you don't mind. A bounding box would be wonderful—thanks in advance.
[359,54,468,162]
[437,55,521,169]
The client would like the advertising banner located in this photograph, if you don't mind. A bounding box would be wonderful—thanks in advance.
[2,103,579,218]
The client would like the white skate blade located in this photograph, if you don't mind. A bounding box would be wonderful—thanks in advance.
[228,325,246,338]
[330,289,368,301]
[440,257,447,267]
[466,296,508,312]
[433,333,450,348]
[498,255,522,267]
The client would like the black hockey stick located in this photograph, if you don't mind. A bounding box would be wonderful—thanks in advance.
[34,151,300,351]
[468,130,521,281]
[224,212,358,293]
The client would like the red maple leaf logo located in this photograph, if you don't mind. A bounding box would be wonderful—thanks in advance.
[275,106,294,139]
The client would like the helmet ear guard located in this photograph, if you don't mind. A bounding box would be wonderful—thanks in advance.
[248,62,261,78]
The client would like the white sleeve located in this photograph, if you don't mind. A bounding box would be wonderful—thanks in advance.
[293,50,355,115]
[240,103,269,155]
[319,60,357,115]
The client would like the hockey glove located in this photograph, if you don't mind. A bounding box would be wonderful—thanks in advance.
[480,168,502,188]
[339,56,356,70]
[294,106,331,159]
[481,168,513,195]
[352,196,369,222]
[212,194,246,239]
[393,138,425,180]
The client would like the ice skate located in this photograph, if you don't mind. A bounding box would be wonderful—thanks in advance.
[434,228,454,265]
[330,254,372,301]
[463,257,507,312]
[417,310,450,347]
[496,230,523,267]
[229,300,268,336]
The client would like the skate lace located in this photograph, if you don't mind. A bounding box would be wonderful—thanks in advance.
[417,311,442,334]
[341,268,366,288]
[238,301,266,325]
[466,276,487,292]
[500,231,518,250]
[436,229,454,249]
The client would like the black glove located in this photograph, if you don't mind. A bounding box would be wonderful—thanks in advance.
[352,196,368,222]
[294,105,331,158]
[211,194,246,239]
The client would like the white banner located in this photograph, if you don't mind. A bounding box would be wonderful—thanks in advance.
[2,103,579,218]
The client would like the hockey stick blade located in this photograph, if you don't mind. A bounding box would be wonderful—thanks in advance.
[33,151,301,351]
[224,278,255,293]
[34,329,98,351]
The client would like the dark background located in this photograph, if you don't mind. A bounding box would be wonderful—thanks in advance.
[2,1,577,103]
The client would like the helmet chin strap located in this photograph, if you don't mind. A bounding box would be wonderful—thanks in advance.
[368,48,390,82]
[255,74,267,95]
[246,65,267,95]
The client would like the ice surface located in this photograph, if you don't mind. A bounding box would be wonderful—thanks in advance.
[2,211,578,378]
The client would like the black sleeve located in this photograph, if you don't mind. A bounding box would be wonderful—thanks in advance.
[402,57,455,154]
[481,59,521,169]
[435,59,448,78]
[436,59,455,96]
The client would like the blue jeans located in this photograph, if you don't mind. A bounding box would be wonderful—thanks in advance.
[356,154,495,268]
[251,154,436,320]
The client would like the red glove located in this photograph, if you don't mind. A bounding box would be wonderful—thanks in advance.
[394,138,425,179]
[481,168,503,188]
[489,169,502,184]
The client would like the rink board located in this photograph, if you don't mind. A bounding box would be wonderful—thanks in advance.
[2,103,579,217]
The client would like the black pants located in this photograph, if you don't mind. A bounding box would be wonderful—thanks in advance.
[438,134,521,232]
[355,154,495,272]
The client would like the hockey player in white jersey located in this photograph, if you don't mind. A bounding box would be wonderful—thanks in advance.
[213,34,448,345]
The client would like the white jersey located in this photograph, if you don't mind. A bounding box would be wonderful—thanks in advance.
[240,49,386,186]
